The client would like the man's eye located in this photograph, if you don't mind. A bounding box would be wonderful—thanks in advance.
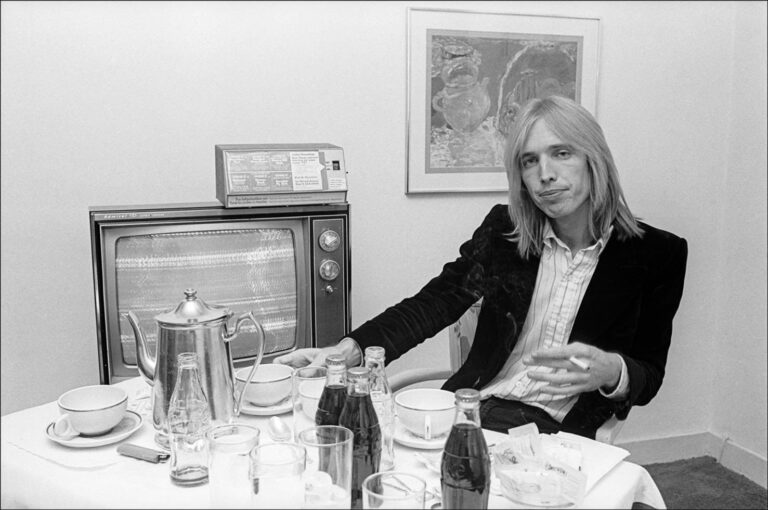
[521,157,537,169]
[554,150,571,159]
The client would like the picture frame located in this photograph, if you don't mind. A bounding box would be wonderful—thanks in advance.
[405,8,601,193]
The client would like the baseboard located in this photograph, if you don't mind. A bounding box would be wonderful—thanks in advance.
[618,431,767,489]
[719,436,768,490]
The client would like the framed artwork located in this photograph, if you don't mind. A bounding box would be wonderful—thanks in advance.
[405,8,601,193]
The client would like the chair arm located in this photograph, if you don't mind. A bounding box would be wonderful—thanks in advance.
[388,368,454,392]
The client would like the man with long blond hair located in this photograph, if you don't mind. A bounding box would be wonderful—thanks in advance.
[278,95,688,439]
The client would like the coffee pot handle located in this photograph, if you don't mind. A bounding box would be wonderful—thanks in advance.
[229,312,266,417]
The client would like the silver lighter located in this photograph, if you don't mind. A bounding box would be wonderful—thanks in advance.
[117,443,170,463]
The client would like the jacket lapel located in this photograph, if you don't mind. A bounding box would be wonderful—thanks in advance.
[569,235,645,348]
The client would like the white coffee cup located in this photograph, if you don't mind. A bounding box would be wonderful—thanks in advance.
[395,388,455,440]
[54,385,128,439]
[236,364,293,407]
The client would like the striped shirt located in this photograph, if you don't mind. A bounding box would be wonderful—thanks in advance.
[479,222,621,422]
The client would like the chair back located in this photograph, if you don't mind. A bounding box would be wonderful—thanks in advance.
[448,299,482,371]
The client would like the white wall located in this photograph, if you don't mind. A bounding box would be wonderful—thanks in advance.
[2,0,766,466]
[714,1,768,462]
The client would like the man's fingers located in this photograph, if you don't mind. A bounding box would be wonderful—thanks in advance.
[527,370,590,385]
[273,349,320,368]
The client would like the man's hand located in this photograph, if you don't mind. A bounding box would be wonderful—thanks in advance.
[522,341,623,396]
[273,338,363,369]
[273,348,325,368]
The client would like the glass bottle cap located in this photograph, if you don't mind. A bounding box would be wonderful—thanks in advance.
[455,388,481,403]
[364,346,385,360]
[326,353,346,368]
[177,352,199,367]
[347,366,370,381]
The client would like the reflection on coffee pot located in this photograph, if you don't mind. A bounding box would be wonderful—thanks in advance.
[125,288,265,448]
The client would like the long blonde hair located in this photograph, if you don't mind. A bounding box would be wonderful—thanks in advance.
[504,95,643,258]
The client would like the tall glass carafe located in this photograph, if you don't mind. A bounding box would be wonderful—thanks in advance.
[440,388,491,508]
[338,367,381,509]
[168,352,211,486]
[364,346,395,471]
[316,353,348,426]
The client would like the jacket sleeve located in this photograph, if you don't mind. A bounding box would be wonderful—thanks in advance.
[616,235,688,417]
[347,205,506,364]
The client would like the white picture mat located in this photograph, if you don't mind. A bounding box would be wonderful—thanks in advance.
[406,8,601,193]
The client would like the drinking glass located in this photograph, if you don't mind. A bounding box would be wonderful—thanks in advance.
[362,472,427,509]
[207,423,261,509]
[292,366,327,440]
[249,442,306,509]
[298,425,353,509]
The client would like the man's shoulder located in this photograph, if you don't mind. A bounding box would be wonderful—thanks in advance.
[636,221,686,247]
[480,203,513,230]
[631,221,688,265]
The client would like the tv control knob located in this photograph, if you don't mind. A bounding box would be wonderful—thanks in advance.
[319,259,340,281]
[319,230,341,252]
[324,285,334,294]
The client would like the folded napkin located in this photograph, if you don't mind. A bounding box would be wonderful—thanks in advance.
[554,431,629,492]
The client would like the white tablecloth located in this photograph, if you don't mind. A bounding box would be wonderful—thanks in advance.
[1,378,665,509]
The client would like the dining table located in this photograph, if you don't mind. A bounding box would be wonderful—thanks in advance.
[1,376,666,509]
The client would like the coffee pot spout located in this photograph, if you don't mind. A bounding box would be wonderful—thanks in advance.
[124,311,156,386]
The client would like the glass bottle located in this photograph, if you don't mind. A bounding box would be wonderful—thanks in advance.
[364,346,395,471]
[316,353,348,426]
[440,388,491,509]
[338,367,381,509]
[168,352,211,487]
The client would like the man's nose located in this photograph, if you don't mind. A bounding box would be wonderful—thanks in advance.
[539,156,556,182]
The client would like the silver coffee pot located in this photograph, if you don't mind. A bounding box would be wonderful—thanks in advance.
[125,288,264,448]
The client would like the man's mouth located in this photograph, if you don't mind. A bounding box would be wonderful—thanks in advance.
[538,188,566,198]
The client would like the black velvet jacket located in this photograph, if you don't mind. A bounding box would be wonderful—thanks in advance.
[350,204,688,437]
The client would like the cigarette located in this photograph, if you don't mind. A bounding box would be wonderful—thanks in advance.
[569,356,590,371]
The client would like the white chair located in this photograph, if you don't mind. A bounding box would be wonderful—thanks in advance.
[389,299,625,444]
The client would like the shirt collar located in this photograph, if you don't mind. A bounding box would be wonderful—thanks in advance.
[542,221,613,255]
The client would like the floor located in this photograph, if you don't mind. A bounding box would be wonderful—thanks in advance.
[641,456,767,509]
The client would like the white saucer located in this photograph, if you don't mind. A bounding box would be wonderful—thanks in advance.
[239,397,292,416]
[45,410,143,448]
[393,419,448,450]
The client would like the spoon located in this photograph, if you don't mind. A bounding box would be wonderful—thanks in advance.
[414,452,441,474]
[267,416,292,442]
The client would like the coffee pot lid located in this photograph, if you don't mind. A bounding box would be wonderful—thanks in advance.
[155,288,229,325]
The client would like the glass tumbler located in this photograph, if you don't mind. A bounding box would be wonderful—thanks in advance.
[292,366,327,440]
[208,423,261,509]
[249,442,306,509]
[362,472,427,509]
[298,425,354,509]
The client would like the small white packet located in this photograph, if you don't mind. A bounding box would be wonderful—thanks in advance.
[493,423,541,465]
[540,434,583,471]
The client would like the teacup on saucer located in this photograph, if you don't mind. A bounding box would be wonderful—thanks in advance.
[55,385,128,439]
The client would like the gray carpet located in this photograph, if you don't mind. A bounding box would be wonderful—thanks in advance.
[641,456,767,509]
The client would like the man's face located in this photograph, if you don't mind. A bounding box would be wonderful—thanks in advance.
[520,120,591,231]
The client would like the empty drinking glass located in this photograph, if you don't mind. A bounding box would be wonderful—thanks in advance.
[362,472,427,509]
[208,423,261,508]
[293,366,327,440]
[249,442,306,509]
[298,425,354,509]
